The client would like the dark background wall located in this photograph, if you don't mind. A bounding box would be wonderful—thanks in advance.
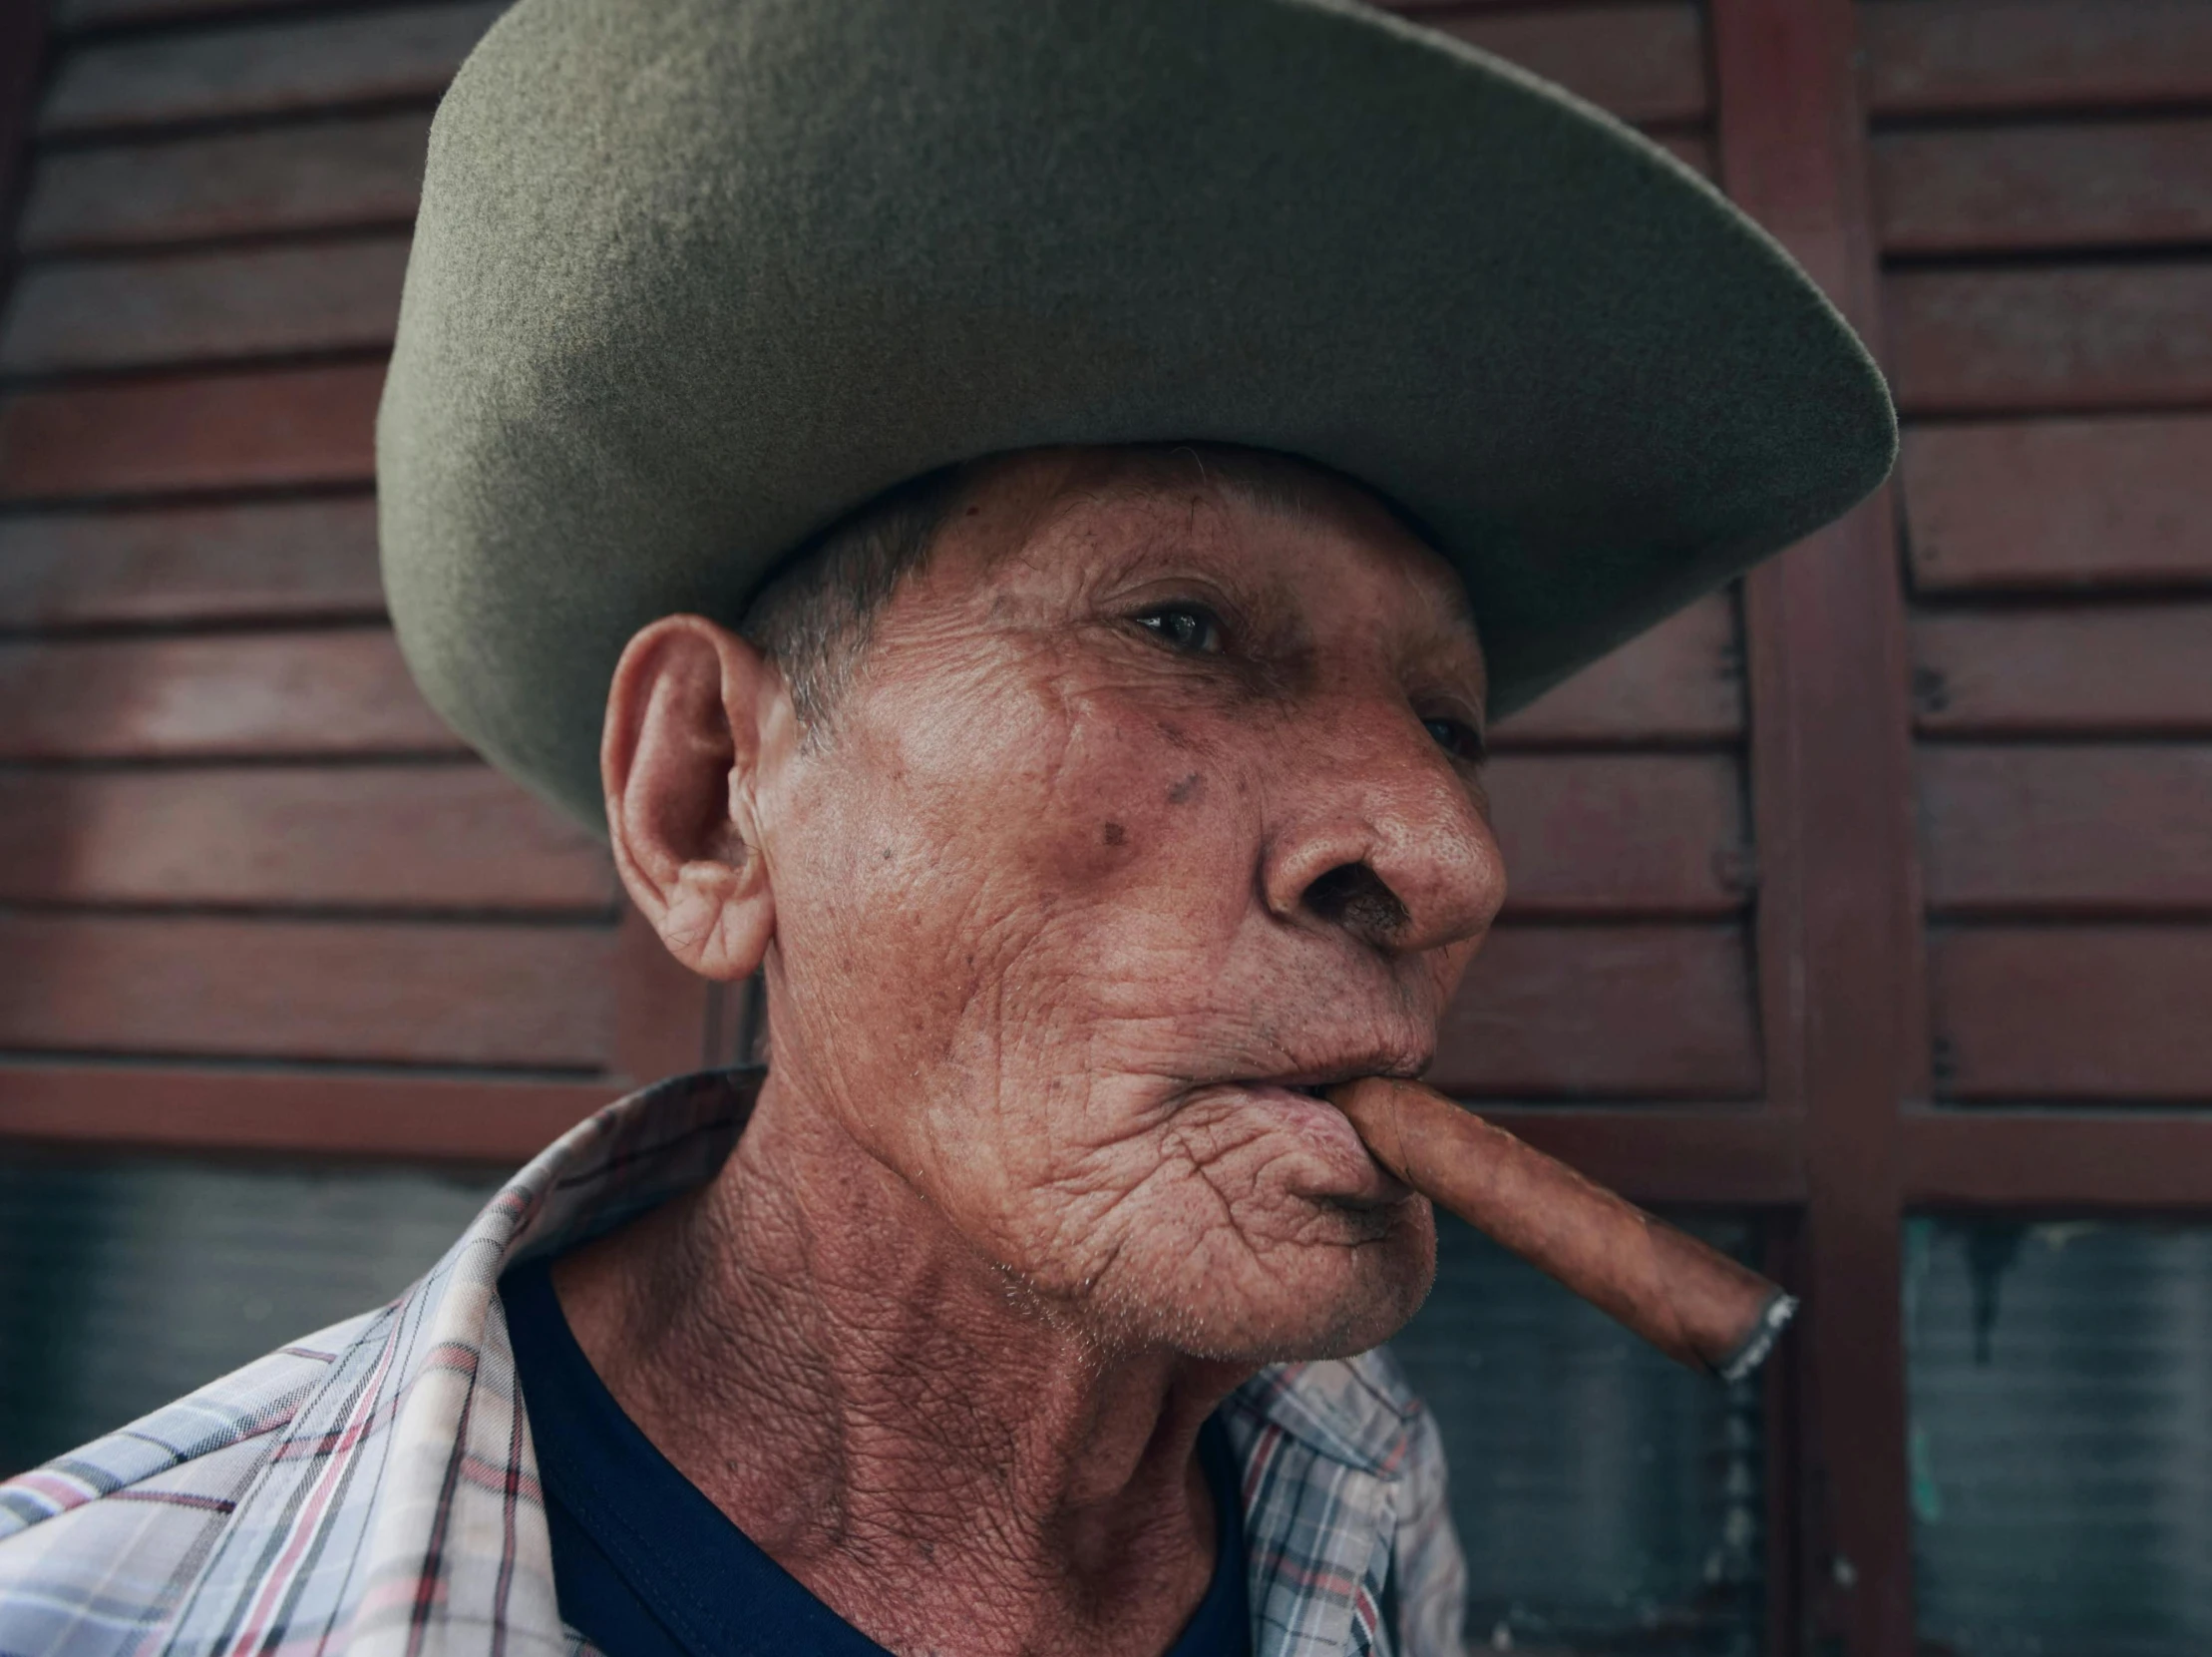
[0,3,2206,1654]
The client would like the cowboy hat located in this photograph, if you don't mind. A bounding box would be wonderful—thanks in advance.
[379,0,1894,826]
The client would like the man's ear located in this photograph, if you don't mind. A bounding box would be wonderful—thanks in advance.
[601,615,787,982]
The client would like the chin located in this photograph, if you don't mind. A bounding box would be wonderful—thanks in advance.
[1111,1203,1438,1364]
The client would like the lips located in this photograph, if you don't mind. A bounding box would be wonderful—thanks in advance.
[1193,1076,1416,1206]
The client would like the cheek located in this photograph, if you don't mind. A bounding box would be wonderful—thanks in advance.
[1046,1136,1441,1360]
[854,669,1258,1007]
[768,665,1263,1173]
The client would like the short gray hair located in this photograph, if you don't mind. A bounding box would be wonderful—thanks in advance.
[736,464,969,739]
[737,445,1436,741]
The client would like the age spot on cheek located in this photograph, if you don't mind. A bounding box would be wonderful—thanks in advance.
[1166,773,1203,806]
[1102,821,1126,846]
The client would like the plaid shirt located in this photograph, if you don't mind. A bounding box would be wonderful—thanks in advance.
[0,1069,1470,1657]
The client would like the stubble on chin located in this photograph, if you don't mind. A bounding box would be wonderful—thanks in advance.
[1000,1193,1436,1367]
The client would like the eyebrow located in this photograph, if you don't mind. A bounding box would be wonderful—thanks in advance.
[1398,593,1491,697]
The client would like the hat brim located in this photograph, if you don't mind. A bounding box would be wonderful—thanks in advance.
[378,0,1896,828]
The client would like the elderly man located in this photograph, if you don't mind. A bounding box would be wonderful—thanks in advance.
[0,1,1891,1654]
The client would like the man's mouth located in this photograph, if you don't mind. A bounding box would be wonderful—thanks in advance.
[1198,1071,1421,1206]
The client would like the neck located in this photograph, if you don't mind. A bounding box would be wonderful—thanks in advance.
[552,1069,1253,1657]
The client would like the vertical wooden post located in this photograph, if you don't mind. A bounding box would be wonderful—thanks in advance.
[0,0,46,287]
[613,905,714,1086]
[1707,2,1926,1654]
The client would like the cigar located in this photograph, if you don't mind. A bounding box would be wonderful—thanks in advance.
[1329,1076,1795,1383]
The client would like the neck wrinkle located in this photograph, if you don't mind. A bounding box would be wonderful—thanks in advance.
[553,1065,1251,1650]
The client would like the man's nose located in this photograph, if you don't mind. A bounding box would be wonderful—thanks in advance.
[1260,704,1507,958]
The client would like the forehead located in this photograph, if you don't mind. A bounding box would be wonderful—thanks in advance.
[944,446,1482,643]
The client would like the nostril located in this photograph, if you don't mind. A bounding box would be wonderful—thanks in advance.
[1302,862,1410,942]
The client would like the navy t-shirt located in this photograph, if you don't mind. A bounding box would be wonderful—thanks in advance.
[502,1258,1252,1656]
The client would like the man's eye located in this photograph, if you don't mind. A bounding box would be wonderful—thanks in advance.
[1134,603,1225,655]
[1423,715,1488,764]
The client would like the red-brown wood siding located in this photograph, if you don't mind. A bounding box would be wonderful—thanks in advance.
[1869,0,2212,1117]
[0,0,667,1111]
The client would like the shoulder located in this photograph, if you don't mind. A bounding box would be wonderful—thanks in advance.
[0,1310,383,1650]
[0,1311,376,1536]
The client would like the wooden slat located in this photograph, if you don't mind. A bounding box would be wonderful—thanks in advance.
[1904,1111,2212,1209]
[38,2,501,137]
[1432,923,1761,1097]
[1486,752,1749,917]
[1492,592,1742,744]
[1422,2,1708,125]
[0,0,46,308]
[1484,1105,1804,1205]
[1912,604,2212,736]
[18,113,431,254]
[0,629,462,758]
[1873,119,2212,256]
[1887,264,2212,417]
[0,496,383,626]
[1931,925,2212,1100]
[611,905,716,1081]
[0,363,381,502]
[0,913,612,1067]
[0,237,408,372]
[0,1061,615,1165]
[0,765,613,910]
[1919,745,2212,916]
[1901,415,2212,593]
[1864,0,2212,119]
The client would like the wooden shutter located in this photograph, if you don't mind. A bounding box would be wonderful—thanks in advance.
[0,0,711,1161]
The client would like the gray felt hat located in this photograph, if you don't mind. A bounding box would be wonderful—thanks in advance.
[378,0,1896,829]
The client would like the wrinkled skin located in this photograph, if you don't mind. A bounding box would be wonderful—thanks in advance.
[565,447,1507,1657]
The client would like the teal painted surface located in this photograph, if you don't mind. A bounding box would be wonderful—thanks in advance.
[1392,1213,1766,1656]
[1907,1218,2212,1657]
[0,1153,501,1477]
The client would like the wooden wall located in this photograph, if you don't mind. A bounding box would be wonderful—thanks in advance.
[0,0,714,1157]
[1862,0,2212,1107]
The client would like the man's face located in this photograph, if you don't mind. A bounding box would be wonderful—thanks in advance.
[758,450,1506,1361]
